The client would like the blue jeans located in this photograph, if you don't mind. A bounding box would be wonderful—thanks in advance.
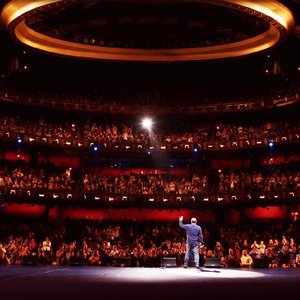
[184,243,199,267]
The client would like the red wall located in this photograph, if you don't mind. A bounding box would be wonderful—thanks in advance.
[49,207,215,223]
[4,152,30,162]
[2,203,47,217]
[211,159,250,170]
[2,203,297,223]
[244,206,288,220]
[38,155,80,168]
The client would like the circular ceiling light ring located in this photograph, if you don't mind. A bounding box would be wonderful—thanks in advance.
[1,0,295,62]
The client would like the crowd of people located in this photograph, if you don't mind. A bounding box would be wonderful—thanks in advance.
[0,114,299,150]
[0,165,300,197]
[0,218,299,268]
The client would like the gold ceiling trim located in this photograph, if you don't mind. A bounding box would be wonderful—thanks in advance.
[0,0,295,62]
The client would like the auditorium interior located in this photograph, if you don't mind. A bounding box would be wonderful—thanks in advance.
[1,1,300,299]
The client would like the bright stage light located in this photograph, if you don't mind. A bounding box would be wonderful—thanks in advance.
[141,117,153,130]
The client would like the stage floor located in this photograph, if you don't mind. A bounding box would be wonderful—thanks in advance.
[0,266,299,300]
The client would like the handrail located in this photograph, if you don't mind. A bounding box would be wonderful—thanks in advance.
[1,186,299,207]
[0,129,299,152]
[2,91,300,114]
[1,91,300,114]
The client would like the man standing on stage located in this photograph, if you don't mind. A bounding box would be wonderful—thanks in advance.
[179,216,203,268]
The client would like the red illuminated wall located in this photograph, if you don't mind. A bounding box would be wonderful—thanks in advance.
[4,152,30,162]
[2,203,296,223]
[38,155,80,168]
[243,206,288,220]
[2,203,47,217]
[211,159,250,170]
[49,207,216,223]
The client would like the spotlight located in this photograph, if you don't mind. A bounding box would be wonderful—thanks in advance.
[268,141,275,147]
[141,117,153,130]
[92,143,99,152]
[17,137,22,144]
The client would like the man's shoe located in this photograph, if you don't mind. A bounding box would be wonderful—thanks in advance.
[196,266,200,269]
[183,265,188,268]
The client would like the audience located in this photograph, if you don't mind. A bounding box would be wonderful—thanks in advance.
[1,114,300,151]
[0,218,299,268]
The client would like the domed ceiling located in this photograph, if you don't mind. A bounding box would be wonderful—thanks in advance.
[0,0,295,61]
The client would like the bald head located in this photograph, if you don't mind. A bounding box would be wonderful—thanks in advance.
[191,217,197,224]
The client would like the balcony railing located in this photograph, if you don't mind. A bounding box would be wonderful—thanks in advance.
[1,186,299,208]
[1,91,300,114]
[1,130,300,152]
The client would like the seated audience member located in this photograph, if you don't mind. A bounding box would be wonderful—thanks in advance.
[263,247,278,268]
[277,245,292,268]
[295,253,300,268]
[224,248,239,268]
[0,243,10,265]
[240,249,253,268]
